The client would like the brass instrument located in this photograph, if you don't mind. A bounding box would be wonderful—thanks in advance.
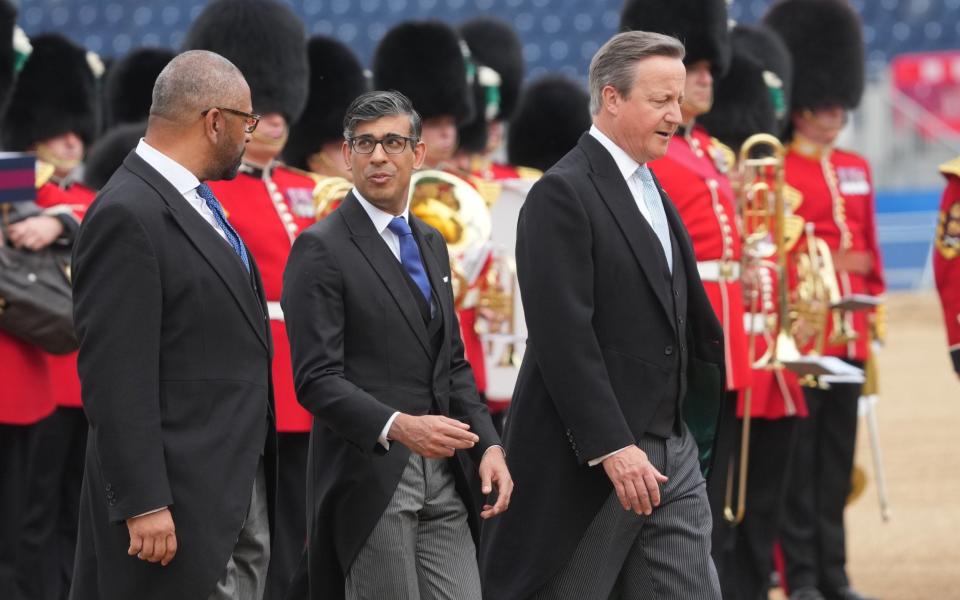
[725,133,801,524]
[312,175,353,221]
[408,169,492,307]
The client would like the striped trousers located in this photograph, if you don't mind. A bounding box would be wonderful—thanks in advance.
[531,427,721,600]
[345,453,481,600]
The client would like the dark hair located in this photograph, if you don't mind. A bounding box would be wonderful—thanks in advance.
[342,90,422,140]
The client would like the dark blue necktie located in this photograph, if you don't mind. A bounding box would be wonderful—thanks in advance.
[387,216,432,306]
[196,182,250,272]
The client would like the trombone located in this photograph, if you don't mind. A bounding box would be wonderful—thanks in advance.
[724,133,801,524]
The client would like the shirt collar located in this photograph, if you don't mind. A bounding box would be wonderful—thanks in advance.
[589,124,641,182]
[134,138,201,195]
[353,188,411,235]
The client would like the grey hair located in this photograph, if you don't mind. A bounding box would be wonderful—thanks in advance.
[150,50,246,122]
[342,90,422,141]
[588,31,685,115]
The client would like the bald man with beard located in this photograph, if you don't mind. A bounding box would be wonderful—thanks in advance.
[69,50,276,600]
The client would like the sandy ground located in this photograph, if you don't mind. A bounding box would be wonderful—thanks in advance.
[771,291,960,599]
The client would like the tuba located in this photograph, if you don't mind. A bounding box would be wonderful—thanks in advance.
[408,169,492,307]
[312,175,354,221]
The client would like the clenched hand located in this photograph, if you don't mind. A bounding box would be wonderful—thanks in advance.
[602,445,669,516]
[126,508,177,566]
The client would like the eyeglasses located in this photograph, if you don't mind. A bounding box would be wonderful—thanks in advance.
[201,107,262,134]
[347,135,418,155]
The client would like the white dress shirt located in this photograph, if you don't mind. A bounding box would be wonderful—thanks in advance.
[134,139,227,241]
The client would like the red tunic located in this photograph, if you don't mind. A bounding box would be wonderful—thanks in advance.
[208,164,318,432]
[934,157,960,373]
[738,261,808,419]
[37,181,97,409]
[650,126,750,391]
[785,140,885,361]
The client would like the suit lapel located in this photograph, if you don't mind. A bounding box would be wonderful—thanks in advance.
[123,153,269,350]
[579,134,675,325]
[412,217,451,370]
[339,193,433,359]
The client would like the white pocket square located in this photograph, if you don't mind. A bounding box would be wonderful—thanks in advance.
[442,276,449,283]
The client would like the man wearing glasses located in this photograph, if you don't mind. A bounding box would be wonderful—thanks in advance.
[182,4,320,598]
[281,90,512,600]
[69,50,276,600]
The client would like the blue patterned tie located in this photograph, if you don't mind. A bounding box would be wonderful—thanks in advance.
[636,165,673,273]
[387,216,432,306]
[196,182,250,272]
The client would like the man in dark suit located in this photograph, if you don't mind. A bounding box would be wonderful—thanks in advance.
[69,50,276,600]
[479,31,727,599]
[281,90,512,600]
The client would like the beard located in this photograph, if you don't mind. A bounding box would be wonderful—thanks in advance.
[211,138,246,181]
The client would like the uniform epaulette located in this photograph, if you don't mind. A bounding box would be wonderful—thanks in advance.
[515,166,543,180]
[709,137,736,175]
[276,163,323,184]
[939,156,960,179]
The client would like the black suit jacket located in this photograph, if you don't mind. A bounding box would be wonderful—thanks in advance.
[478,133,726,600]
[69,152,276,600]
[280,192,501,600]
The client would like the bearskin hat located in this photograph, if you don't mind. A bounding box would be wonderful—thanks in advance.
[373,20,474,124]
[458,17,524,120]
[0,0,17,116]
[763,0,865,111]
[456,65,501,155]
[283,36,367,170]
[103,47,174,129]
[83,121,146,190]
[507,75,591,172]
[1,33,100,151]
[620,0,731,76]
[699,25,793,149]
[183,0,309,123]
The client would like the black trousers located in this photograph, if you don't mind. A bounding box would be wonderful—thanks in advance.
[780,373,863,596]
[1,423,38,599]
[264,432,309,600]
[716,417,801,600]
[16,406,87,600]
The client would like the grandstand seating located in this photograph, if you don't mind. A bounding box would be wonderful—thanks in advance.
[16,0,960,78]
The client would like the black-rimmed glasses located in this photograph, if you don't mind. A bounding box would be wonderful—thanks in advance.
[348,135,418,154]
[201,107,262,134]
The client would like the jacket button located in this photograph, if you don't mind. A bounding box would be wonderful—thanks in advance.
[677,316,684,325]
[105,484,112,492]
[664,345,674,356]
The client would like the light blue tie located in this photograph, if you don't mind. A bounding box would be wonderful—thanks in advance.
[196,182,250,272]
[636,165,672,273]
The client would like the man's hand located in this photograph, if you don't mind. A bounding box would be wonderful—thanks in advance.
[602,445,669,516]
[388,413,479,458]
[6,215,64,251]
[126,508,177,566]
[478,447,513,519]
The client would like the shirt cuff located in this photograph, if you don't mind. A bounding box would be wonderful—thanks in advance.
[378,411,401,451]
[588,446,632,467]
[483,444,506,459]
[132,506,167,519]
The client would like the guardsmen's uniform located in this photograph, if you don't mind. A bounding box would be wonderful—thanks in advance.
[765,2,884,598]
[184,3,311,598]
[0,31,101,600]
[935,157,960,375]
[698,22,809,600]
